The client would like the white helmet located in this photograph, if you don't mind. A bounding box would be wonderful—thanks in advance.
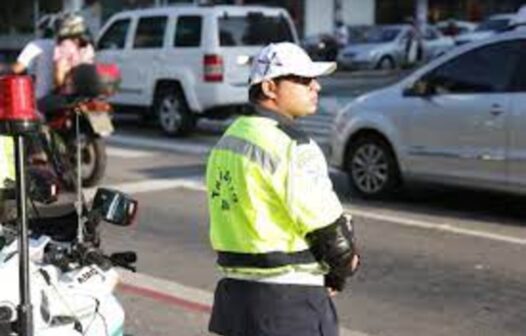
[57,13,88,39]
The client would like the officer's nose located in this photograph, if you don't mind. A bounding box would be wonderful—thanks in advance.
[310,79,321,92]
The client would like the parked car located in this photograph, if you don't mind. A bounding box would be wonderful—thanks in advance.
[454,13,514,45]
[95,5,298,136]
[330,29,526,197]
[302,25,370,62]
[336,24,454,70]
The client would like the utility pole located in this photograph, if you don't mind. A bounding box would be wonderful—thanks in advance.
[334,0,343,29]
[416,0,428,29]
[63,0,84,12]
[33,0,39,36]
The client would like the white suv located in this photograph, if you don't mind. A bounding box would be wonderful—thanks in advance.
[330,29,526,198]
[96,5,298,136]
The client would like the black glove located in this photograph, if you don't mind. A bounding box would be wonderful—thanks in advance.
[325,270,347,291]
[325,214,361,292]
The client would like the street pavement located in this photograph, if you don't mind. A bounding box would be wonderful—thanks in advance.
[78,138,526,336]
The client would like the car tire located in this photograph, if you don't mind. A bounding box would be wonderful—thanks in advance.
[346,135,400,198]
[376,56,396,70]
[154,86,195,136]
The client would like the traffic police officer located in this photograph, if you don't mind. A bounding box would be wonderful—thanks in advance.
[207,42,360,336]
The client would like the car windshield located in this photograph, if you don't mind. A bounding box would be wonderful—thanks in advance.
[475,18,509,32]
[347,26,372,43]
[363,27,401,43]
[218,13,294,46]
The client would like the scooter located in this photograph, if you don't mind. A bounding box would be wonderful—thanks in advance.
[44,96,113,189]
[38,63,120,189]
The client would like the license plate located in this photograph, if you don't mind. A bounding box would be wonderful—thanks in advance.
[87,113,114,136]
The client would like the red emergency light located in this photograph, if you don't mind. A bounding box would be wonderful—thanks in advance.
[0,75,39,135]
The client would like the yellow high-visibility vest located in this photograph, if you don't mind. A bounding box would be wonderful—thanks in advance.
[207,113,343,277]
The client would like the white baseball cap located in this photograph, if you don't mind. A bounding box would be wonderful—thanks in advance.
[249,42,337,86]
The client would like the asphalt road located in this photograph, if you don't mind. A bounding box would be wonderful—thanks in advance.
[91,70,525,335]
[95,141,526,336]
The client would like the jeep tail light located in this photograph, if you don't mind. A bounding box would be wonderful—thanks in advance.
[204,54,223,82]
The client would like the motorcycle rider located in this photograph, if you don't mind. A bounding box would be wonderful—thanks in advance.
[207,42,360,336]
[53,13,95,96]
[12,15,57,107]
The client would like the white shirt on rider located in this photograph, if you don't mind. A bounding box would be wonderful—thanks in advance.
[17,38,55,99]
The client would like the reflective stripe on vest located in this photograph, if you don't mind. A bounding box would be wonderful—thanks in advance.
[217,249,316,269]
[215,135,280,174]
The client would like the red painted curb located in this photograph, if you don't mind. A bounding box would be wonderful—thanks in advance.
[118,283,212,314]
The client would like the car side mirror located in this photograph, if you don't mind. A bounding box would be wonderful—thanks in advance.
[92,188,138,226]
[403,80,435,97]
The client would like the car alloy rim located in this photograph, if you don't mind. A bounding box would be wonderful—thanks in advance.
[159,94,182,132]
[380,58,391,69]
[351,143,389,194]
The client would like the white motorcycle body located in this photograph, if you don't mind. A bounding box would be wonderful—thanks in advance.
[0,234,125,336]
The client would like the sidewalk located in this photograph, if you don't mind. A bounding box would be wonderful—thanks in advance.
[117,289,210,336]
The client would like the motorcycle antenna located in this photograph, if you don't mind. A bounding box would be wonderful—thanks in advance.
[0,75,41,336]
[75,103,85,243]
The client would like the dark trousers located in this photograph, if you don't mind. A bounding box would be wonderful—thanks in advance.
[209,278,339,336]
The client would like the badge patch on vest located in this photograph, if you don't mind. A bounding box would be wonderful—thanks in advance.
[211,170,239,211]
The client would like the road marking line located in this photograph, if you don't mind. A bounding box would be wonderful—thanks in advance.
[85,177,205,199]
[349,208,526,246]
[118,270,212,313]
[107,147,154,158]
[118,270,370,336]
[109,134,211,155]
[94,177,526,247]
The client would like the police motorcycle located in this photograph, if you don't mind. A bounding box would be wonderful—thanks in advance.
[0,75,137,336]
[37,63,120,189]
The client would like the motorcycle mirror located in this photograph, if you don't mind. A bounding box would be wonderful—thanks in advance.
[92,188,138,226]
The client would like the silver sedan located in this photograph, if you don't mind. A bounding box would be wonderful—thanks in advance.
[337,24,454,70]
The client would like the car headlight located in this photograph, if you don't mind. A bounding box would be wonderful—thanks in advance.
[368,49,380,58]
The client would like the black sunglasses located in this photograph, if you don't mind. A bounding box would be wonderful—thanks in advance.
[276,75,316,86]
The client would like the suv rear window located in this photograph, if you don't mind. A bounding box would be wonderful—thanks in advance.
[174,16,202,47]
[218,13,293,46]
[133,16,168,49]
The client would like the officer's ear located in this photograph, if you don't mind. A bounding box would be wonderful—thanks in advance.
[261,79,278,100]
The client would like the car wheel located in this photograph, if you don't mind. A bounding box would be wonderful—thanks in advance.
[154,86,195,136]
[346,135,400,198]
[376,56,395,70]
